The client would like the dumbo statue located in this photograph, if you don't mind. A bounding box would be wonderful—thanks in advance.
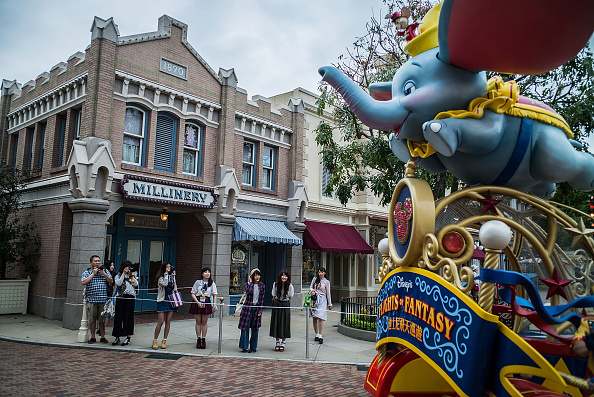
[319,0,594,197]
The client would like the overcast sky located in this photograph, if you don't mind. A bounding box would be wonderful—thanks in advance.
[0,0,388,98]
[1,0,592,149]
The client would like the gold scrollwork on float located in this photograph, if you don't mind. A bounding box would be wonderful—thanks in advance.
[572,249,594,298]
[418,225,476,293]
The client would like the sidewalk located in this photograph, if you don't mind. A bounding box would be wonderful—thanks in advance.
[0,307,377,365]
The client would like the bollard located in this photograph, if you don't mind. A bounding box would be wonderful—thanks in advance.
[77,298,90,343]
[218,297,224,354]
[305,307,310,359]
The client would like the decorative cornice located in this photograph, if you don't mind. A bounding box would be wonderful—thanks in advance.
[7,73,88,133]
[115,70,221,110]
[235,111,292,134]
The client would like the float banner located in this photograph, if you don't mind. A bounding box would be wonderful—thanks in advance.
[376,267,498,397]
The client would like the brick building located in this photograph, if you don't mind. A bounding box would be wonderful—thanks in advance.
[0,15,307,329]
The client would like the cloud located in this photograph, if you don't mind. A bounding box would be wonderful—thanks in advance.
[0,0,388,98]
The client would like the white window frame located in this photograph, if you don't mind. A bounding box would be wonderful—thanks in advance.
[262,145,275,190]
[122,105,146,166]
[242,140,256,187]
[182,121,202,176]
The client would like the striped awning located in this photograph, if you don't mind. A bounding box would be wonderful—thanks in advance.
[232,217,303,246]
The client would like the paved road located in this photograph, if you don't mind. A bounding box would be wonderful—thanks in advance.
[0,340,370,396]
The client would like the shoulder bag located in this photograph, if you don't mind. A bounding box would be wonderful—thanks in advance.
[233,293,247,317]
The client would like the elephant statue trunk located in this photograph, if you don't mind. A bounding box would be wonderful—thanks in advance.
[318,66,403,132]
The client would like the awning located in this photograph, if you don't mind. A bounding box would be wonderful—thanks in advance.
[232,217,303,246]
[472,247,485,260]
[303,220,374,254]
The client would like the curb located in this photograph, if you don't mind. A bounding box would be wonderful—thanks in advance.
[337,323,376,342]
[0,334,372,366]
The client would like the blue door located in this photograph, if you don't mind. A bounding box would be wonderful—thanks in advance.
[123,236,169,312]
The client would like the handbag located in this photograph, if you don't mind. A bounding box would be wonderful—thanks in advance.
[168,291,183,308]
[303,291,316,308]
[233,293,246,317]
[101,290,117,319]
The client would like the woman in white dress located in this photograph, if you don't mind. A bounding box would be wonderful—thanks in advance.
[309,267,332,344]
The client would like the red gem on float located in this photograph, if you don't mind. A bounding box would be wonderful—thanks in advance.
[443,232,465,254]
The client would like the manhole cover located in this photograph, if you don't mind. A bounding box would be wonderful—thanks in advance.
[145,354,182,360]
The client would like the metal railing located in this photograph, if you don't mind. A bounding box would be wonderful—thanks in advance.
[340,296,377,332]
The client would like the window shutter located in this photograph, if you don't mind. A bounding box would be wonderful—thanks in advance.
[154,114,175,171]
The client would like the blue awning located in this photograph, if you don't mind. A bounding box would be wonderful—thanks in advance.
[232,217,303,246]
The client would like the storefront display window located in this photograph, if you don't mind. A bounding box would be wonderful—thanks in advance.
[302,250,320,288]
[230,243,249,295]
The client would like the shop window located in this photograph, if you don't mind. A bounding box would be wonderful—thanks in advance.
[154,112,177,172]
[262,145,275,190]
[322,164,333,198]
[242,140,256,186]
[122,105,147,166]
[230,243,249,295]
[302,250,321,289]
[182,121,203,177]
[104,235,112,262]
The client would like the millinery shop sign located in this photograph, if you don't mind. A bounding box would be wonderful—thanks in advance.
[120,175,217,209]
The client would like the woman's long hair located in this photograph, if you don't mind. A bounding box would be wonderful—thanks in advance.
[201,267,213,287]
[275,269,291,300]
[119,260,133,275]
[312,267,328,289]
[155,262,171,283]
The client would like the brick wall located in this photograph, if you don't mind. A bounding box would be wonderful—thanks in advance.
[175,214,204,291]
[23,202,72,298]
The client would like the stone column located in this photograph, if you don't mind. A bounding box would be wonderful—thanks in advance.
[201,213,235,315]
[63,137,115,332]
[63,198,110,332]
[287,224,305,309]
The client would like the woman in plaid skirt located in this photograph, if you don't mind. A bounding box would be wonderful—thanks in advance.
[238,268,265,353]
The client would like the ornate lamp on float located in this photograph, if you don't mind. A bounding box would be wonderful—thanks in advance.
[477,220,511,313]
[377,237,391,277]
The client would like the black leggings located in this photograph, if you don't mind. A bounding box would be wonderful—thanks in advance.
[112,296,135,337]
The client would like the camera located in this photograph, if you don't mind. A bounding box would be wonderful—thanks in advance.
[97,265,106,271]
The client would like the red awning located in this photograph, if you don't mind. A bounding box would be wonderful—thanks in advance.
[472,247,485,260]
[303,220,374,254]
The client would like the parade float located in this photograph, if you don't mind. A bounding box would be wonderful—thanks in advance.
[319,0,594,395]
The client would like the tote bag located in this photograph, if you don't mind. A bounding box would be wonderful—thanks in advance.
[168,291,183,308]
[233,293,246,317]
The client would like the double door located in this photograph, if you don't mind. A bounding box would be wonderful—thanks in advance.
[122,236,170,312]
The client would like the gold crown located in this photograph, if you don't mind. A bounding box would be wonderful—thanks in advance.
[404,2,442,57]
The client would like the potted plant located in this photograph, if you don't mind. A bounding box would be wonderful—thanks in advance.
[0,163,40,314]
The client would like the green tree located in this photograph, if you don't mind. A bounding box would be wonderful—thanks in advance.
[0,163,40,279]
[316,0,593,208]
[495,49,594,213]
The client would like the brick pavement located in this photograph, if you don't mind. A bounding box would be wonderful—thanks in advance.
[0,340,369,396]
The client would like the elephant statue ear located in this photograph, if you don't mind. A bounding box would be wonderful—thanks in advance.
[368,82,393,101]
[436,0,594,75]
